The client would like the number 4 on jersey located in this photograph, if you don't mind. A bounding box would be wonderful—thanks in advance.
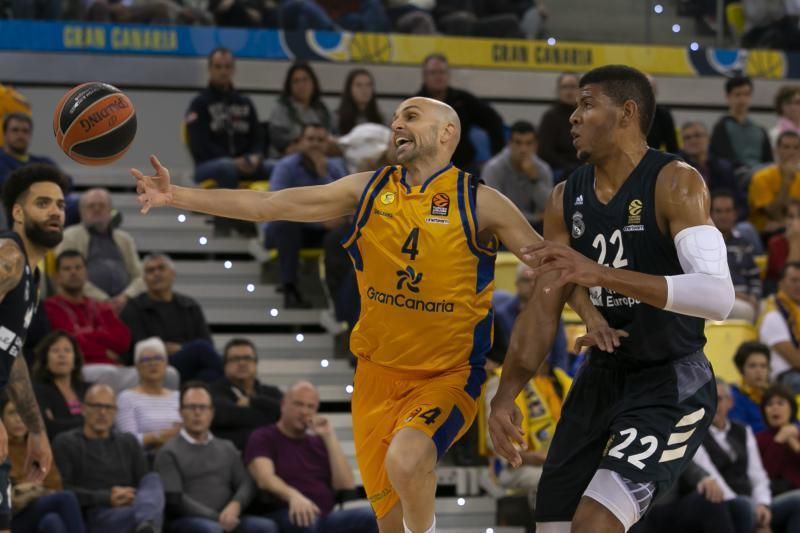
[402,227,420,261]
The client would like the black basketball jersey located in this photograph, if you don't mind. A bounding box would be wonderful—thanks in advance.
[562,149,705,364]
[0,232,39,386]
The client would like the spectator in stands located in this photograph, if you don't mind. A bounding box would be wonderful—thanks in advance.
[335,68,385,136]
[0,113,77,228]
[749,131,800,235]
[0,83,31,150]
[679,121,745,219]
[116,338,182,451]
[767,199,800,285]
[186,47,267,191]
[45,250,131,368]
[730,341,772,433]
[32,331,89,441]
[281,0,390,32]
[384,0,437,34]
[756,385,800,517]
[84,0,171,23]
[246,381,377,532]
[265,123,347,308]
[691,379,775,533]
[58,188,145,312]
[54,383,165,532]
[416,53,505,173]
[481,120,553,231]
[209,0,263,26]
[740,0,800,50]
[710,76,772,175]
[121,253,223,383]
[210,338,282,450]
[155,382,278,533]
[760,261,800,394]
[630,461,740,533]
[711,189,762,322]
[646,75,679,154]
[0,392,86,533]
[538,72,581,180]
[0,113,58,189]
[482,353,571,510]
[770,85,800,147]
[269,62,332,157]
[492,263,569,372]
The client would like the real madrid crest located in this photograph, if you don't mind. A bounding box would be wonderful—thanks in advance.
[572,212,585,239]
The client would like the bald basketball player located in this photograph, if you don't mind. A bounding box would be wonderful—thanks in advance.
[133,97,625,533]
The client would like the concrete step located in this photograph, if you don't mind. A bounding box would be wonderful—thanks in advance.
[172,259,261,285]
[213,333,334,359]
[205,306,323,326]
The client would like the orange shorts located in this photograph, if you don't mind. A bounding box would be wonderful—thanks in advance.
[351,359,482,519]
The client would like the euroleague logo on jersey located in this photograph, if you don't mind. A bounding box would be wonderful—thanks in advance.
[430,193,450,217]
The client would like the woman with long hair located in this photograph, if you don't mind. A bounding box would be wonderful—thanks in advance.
[336,68,384,135]
[0,391,85,532]
[32,331,89,441]
[268,61,332,155]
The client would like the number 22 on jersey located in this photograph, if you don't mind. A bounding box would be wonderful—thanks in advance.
[592,229,628,268]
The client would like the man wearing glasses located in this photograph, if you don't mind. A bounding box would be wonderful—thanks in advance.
[155,382,279,533]
[210,338,283,450]
[52,384,165,533]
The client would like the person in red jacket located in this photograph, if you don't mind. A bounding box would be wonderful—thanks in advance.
[44,250,179,392]
[44,250,130,366]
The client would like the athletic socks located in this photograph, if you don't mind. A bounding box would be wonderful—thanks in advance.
[403,516,435,533]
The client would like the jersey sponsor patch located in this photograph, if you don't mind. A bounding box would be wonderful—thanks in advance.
[425,217,449,225]
[431,192,450,216]
[575,194,584,206]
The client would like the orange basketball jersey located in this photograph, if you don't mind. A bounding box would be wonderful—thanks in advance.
[342,164,497,392]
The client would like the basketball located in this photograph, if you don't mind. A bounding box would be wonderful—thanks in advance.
[53,82,136,166]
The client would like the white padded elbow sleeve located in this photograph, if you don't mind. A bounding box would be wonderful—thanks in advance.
[664,225,735,321]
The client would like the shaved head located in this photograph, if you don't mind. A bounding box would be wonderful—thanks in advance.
[85,383,115,403]
[391,97,461,165]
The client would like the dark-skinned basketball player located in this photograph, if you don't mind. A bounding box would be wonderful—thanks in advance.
[133,96,626,533]
[489,65,736,533]
[0,164,64,531]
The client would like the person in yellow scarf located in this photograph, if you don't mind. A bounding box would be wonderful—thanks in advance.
[729,341,771,432]
[479,354,571,509]
[758,262,800,395]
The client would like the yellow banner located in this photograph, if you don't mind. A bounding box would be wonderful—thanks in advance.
[346,33,696,75]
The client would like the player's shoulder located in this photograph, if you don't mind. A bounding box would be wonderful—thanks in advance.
[656,159,709,202]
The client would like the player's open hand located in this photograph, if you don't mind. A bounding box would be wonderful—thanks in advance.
[131,155,173,214]
[520,241,605,290]
[488,396,526,468]
[574,325,629,353]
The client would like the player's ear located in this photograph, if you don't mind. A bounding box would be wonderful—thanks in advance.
[441,122,457,145]
[11,203,23,226]
[620,99,638,129]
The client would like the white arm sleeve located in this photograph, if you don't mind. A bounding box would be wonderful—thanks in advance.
[663,225,735,321]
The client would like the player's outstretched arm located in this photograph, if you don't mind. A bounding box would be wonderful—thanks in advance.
[477,185,621,348]
[132,155,371,223]
[521,163,735,321]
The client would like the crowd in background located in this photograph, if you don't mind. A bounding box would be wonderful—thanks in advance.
[5,13,800,529]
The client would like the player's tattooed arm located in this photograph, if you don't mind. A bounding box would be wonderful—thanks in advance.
[7,357,44,434]
[0,239,24,302]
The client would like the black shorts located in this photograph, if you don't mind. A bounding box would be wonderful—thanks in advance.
[535,351,717,523]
